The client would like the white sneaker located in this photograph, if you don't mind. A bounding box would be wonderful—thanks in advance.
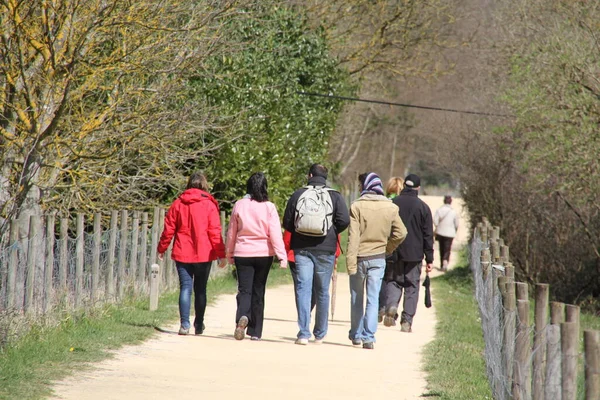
[313,337,325,345]
[295,338,309,345]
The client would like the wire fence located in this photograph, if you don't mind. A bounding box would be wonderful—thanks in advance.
[471,219,599,400]
[0,208,229,346]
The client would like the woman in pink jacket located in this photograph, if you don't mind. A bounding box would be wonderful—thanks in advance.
[226,172,287,341]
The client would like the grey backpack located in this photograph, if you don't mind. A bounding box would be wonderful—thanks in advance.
[294,186,335,237]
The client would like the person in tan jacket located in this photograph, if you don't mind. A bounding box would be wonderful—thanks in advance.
[346,172,407,349]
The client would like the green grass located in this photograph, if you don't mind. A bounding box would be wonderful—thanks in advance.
[0,267,291,400]
[422,255,493,399]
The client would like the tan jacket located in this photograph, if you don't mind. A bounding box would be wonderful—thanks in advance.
[346,194,407,274]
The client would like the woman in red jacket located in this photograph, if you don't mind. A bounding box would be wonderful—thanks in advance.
[158,172,226,335]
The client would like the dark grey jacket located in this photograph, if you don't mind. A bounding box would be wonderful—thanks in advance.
[283,176,349,253]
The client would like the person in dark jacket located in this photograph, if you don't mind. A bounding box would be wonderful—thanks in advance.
[383,173,433,333]
[158,172,226,335]
[283,164,350,345]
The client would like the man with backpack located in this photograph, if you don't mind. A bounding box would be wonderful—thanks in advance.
[283,164,350,345]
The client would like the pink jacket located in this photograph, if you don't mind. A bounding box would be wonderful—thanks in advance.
[226,198,287,264]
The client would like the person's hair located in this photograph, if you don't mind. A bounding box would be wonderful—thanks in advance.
[444,195,452,204]
[246,172,269,202]
[186,172,209,191]
[385,177,404,196]
[358,172,369,190]
[308,163,328,179]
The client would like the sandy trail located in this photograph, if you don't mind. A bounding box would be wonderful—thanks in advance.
[51,196,468,400]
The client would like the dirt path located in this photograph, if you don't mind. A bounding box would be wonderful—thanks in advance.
[51,196,468,400]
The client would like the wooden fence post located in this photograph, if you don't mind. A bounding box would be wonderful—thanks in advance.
[505,263,515,281]
[584,330,600,400]
[561,322,578,400]
[149,207,159,271]
[565,304,580,335]
[149,263,160,311]
[491,226,500,242]
[481,249,493,314]
[117,210,128,299]
[503,281,517,398]
[106,210,118,300]
[58,217,68,298]
[158,208,165,286]
[533,284,549,400]
[514,299,531,400]
[139,212,149,290]
[6,220,19,309]
[546,302,564,400]
[74,213,84,309]
[551,302,565,325]
[130,211,140,294]
[43,212,56,313]
[516,282,528,301]
[491,241,500,263]
[24,215,39,313]
[480,223,488,243]
[91,213,101,303]
[500,245,510,264]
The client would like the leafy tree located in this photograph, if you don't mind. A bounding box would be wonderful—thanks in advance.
[191,4,355,211]
[0,0,237,236]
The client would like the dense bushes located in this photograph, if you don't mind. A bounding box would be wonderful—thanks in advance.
[190,5,354,212]
[453,0,600,311]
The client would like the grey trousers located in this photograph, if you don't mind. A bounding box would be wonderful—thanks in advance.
[383,260,422,324]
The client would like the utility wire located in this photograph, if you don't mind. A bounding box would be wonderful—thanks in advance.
[297,91,514,118]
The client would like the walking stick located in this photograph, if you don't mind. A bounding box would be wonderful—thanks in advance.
[331,261,338,320]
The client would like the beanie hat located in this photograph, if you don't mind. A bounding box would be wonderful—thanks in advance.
[404,173,421,188]
[361,172,384,196]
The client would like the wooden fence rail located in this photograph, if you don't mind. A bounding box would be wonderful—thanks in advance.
[473,220,599,400]
[0,209,173,316]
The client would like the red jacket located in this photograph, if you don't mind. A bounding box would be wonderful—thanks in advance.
[158,189,226,263]
[283,230,341,263]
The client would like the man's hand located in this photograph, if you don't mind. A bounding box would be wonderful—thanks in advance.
[426,263,433,273]
[158,253,164,261]
[218,258,227,269]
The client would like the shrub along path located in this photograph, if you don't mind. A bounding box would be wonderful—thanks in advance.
[51,196,468,400]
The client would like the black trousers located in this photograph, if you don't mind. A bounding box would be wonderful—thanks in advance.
[234,256,273,338]
[437,235,454,266]
[383,260,422,324]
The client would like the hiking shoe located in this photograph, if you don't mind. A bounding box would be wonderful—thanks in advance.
[351,339,362,347]
[195,323,206,335]
[178,326,190,335]
[400,321,412,333]
[234,316,248,340]
[378,309,385,323]
[295,338,309,345]
[383,307,397,327]
[250,336,261,341]
[363,342,374,350]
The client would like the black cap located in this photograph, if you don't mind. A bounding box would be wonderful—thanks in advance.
[404,174,421,188]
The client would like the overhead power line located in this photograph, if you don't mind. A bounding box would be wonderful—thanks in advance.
[297,91,514,118]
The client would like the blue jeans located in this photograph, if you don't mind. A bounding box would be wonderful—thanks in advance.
[176,262,212,330]
[294,250,335,340]
[349,258,386,343]
[289,261,316,311]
